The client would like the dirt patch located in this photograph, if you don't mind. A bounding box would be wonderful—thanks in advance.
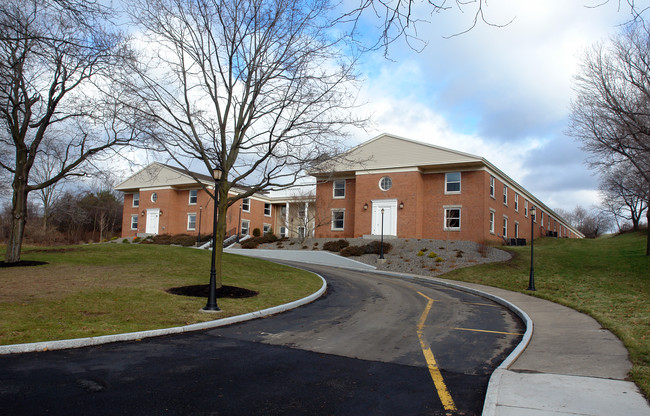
[0,260,49,268]
[167,285,258,299]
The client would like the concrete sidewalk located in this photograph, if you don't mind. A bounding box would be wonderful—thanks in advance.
[230,249,650,416]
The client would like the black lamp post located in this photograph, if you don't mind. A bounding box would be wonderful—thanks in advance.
[196,205,203,246]
[203,169,222,312]
[527,206,536,291]
[379,208,385,260]
[236,205,242,243]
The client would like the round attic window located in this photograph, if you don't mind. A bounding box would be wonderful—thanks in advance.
[379,176,392,191]
[151,192,158,202]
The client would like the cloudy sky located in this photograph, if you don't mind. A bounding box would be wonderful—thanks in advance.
[341,0,647,212]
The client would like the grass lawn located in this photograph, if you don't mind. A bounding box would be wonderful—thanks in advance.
[443,231,650,399]
[0,243,322,346]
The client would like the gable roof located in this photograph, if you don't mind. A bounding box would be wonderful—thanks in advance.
[114,162,214,191]
[313,133,484,175]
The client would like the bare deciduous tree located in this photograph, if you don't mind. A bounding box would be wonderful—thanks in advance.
[599,162,648,232]
[568,22,650,254]
[126,0,364,289]
[0,0,138,263]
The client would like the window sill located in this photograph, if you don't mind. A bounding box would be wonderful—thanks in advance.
[443,228,461,232]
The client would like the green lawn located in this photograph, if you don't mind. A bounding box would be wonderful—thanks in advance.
[0,243,322,345]
[443,231,650,399]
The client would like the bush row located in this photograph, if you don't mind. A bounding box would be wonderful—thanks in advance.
[338,240,392,257]
[240,234,280,249]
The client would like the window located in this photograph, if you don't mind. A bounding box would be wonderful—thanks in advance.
[264,203,271,216]
[503,185,508,205]
[280,227,287,238]
[263,224,271,234]
[489,210,495,234]
[297,203,307,219]
[298,226,306,239]
[541,211,544,226]
[525,200,529,217]
[514,194,519,212]
[189,189,197,205]
[445,172,461,194]
[187,214,196,230]
[132,193,140,207]
[379,176,392,191]
[241,219,250,235]
[151,192,158,203]
[489,176,495,198]
[242,198,250,212]
[333,180,346,198]
[332,210,345,230]
[503,216,508,237]
[131,214,138,230]
[514,222,519,238]
[444,207,461,230]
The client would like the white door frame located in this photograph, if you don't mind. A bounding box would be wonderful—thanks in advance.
[371,199,397,236]
[146,208,160,235]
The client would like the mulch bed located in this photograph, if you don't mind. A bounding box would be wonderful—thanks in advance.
[167,285,258,299]
[0,260,49,268]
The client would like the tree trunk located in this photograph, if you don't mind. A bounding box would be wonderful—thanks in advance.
[5,176,29,264]
[212,185,230,290]
[646,199,649,256]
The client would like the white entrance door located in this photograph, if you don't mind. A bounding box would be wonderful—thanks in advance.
[146,208,160,235]
[371,199,397,236]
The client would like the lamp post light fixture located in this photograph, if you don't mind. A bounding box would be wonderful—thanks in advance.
[379,208,385,260]
[527,206,536,291]
[203,168,222,312]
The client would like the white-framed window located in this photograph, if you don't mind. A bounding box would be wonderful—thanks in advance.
[151,192,158,203]
[533,207,537,223]
[241,219,250,235]
[298,226,306,239]
[541,211,544,226]
[514,221,519,238]
[503,216,508,237]
[489,210,495,234]
[525,200,529,217]
[263,223,271,234]
[264,203,272,216]
[445,172,461,194]
[333,180,346,198]
[489,176,495,198]
[280,227,287,238]
[444,206,461,231]
[503,185,508,205]
[242,198,250,212]
[132,193,140,207]
[130,214,138,230]
[297,202,307,219]
[514,194,519,212]
[379,176,392,191]
[548,217,551,230]
[189,189,198,205]
[331,210,345,230]
[187,213,196,230]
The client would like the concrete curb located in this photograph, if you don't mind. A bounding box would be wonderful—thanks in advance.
[0,273,327,355]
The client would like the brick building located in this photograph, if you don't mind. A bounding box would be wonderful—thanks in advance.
[115,163,315,240]
[311,134,583,243]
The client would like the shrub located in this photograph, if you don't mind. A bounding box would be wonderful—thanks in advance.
[122,238,130,244]
[241,239,260,249]
[417,251,425,257]
[253,228,261,237]
[456,250,464,258]
[420,248,428,252]
[435,257,444,263]
[323,239,349,252]
[340,245,366,257]
[364,240,392,255]
[302,245,308,250]
[427,251,437,258]
[111,236,119,241]
[133,237,141,243]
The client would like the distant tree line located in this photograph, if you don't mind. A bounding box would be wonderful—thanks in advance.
[0,189,122,245]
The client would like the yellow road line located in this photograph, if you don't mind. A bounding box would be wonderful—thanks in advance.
[416,291,457,413]
[454,327,523,336]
